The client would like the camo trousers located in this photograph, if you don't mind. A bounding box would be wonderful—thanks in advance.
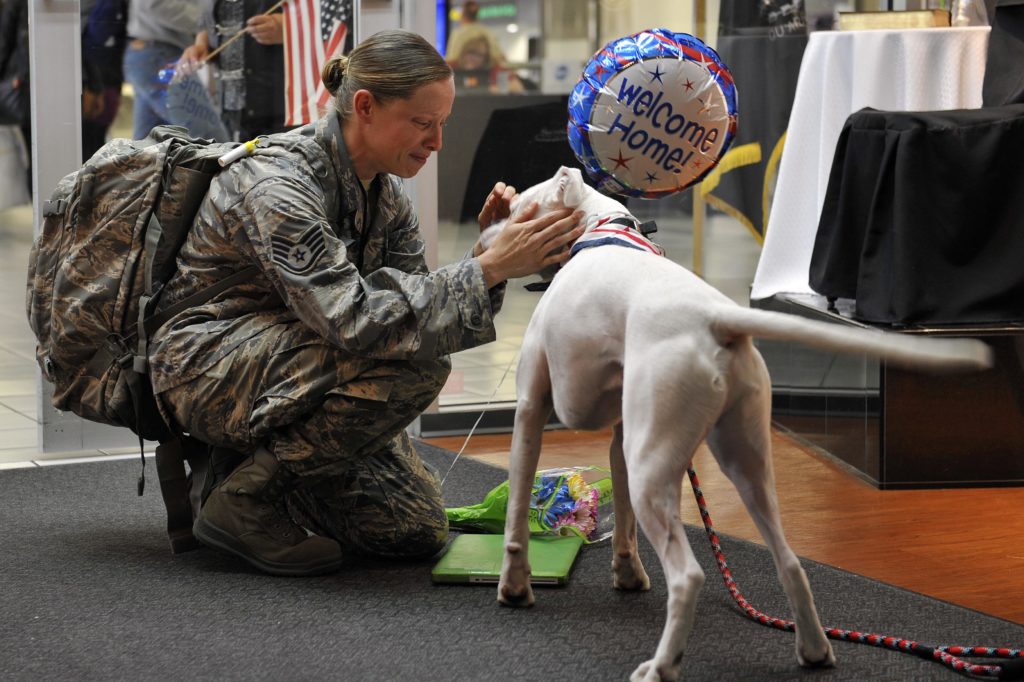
[158,321,451,559]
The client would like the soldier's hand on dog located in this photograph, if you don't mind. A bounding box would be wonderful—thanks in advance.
[476,201,584,289]
[477,182,517,231]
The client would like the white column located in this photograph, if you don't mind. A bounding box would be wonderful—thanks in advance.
[30,0,134,453]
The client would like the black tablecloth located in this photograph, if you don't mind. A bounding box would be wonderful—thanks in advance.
[459,98,585,223]
[984,0,1024,106]
[809,104,1024,326]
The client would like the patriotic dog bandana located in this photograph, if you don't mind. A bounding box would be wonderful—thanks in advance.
[525,214,662,292]
[569,214,664,259]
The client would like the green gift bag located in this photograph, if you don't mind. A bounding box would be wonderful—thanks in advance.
[446,467,613,542]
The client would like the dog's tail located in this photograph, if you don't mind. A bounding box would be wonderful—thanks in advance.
[710,306,993,372]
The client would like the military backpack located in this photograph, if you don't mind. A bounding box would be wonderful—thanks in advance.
[26,125,258,552]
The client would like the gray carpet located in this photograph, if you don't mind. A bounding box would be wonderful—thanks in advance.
[1,441,1021,681]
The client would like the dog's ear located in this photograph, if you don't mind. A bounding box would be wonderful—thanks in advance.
[557,167,587,208]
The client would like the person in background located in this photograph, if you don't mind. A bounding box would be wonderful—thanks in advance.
[0,0,125,188]
[123,0,203,139]
[0,0,30,191]
[150,30,584,576]
[446,1,505,68]
[179,0,286,142]
[81,0,129,159]
[446,3,523,94]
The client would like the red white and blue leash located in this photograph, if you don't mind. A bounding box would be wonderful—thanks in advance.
[687,467,1024,680]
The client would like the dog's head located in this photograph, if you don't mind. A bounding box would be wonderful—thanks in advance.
[479,167,634,281]
[500,166,630,232]
[508,166,590,218]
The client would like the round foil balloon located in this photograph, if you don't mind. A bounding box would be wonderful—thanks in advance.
[568,28,738,198]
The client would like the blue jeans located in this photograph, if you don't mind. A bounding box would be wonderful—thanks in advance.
[123,39,181,140]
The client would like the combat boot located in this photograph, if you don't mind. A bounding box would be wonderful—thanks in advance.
[193,446,344,576]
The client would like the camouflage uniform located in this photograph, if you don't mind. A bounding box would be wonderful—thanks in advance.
[150,112,503,558]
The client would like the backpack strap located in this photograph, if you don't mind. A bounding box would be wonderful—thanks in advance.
[154,434,227,554]
[140,264,261,342]
[154,437,202,554]
[154,435,248,554]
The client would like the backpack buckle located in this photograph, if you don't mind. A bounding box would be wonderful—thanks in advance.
[43,198,67,217]
[133,355,149,373]
[41,354,56,381]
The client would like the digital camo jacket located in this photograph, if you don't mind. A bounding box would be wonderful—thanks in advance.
[149,112,503,394]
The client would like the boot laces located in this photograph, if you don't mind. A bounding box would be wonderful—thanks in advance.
[260,499,297,540]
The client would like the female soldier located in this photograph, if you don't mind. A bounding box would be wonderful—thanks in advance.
[150,29,583,576]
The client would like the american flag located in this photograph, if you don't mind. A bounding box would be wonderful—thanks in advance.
[283,0,352,126]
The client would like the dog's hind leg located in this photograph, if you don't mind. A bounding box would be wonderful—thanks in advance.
[609,422,650,591]
[498,349,553,608]
[623,394,712,682]
[705,353,835,668]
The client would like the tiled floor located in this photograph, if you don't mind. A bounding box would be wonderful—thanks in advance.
[1,204,49,467]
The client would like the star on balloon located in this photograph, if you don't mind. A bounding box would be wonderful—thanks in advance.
[611,150,633,170]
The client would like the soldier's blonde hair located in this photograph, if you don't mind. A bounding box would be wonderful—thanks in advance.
[322,30,453,120]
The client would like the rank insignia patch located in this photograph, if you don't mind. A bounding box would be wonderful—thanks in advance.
[271,225,327,275]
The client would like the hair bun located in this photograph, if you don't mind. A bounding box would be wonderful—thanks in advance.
[321,56,349,96]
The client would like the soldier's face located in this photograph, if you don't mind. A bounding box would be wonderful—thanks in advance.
[368,77,455,179]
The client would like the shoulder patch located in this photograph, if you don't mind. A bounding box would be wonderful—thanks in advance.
[270,224,327,275]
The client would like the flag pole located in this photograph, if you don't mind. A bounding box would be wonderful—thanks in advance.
[202,0,288,64]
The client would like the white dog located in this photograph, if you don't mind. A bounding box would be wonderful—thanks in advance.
[490,167,992,681]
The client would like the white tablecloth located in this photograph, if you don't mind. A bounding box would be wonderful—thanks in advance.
[750,27,990,300]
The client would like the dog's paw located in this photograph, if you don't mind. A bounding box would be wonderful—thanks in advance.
[629,659,679,682]
[498,546,535,606]
[498,545,535,604]
[496,578,535,607]
[797,639,836,669]
[613,552,651,591]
